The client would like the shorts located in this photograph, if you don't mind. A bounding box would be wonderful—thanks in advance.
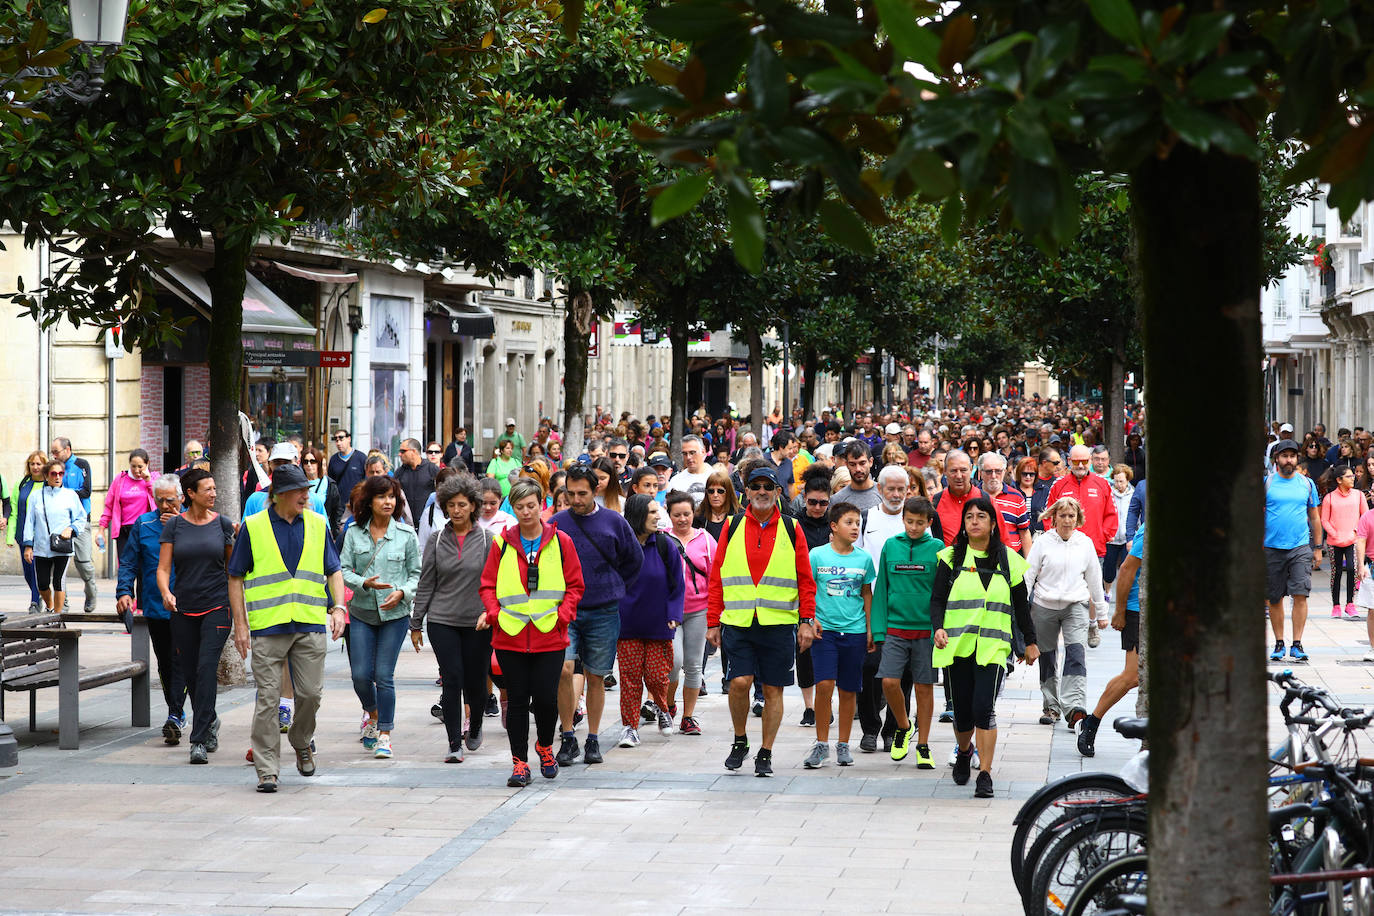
[877,633,937,684]
[810,631,868,693]
[565,603,620,676]
[1266,545,1313,603]
[721,622,797,688]
[1121,611,1140,653]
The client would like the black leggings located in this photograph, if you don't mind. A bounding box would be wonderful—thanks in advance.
[147,617,187,719]
[171,609,231,745]
[427,622,492,749]
[34,556,69,592]
[946,654,1005,733]
[1332,544,1356,605]
[495,648,563,762]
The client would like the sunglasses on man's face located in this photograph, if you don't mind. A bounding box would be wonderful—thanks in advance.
[748,481,777,492]
[333,435,349,441]
[609,452,628,460]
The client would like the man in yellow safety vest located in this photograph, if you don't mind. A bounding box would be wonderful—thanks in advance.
[228,464,346,793]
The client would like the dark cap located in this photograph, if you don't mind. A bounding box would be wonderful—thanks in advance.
[746,466,778,486]
[270,464,311,493]
[648,454,674,470]
[1273,438,1301,455]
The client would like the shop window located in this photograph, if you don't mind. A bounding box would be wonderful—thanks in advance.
[248,375,306,445]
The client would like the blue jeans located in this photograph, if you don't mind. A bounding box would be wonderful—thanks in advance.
[348,616,409,732]
[565,603,620,676]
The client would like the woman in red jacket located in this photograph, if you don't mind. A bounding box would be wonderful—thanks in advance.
[479,478,585,787]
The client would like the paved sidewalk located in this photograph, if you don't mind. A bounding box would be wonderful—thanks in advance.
[1,574,1158,915]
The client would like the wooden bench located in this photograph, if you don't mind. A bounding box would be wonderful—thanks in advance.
[0,612,150,749]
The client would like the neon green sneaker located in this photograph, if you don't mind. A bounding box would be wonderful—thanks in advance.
[890,723,915,761]
[913,743,934,770]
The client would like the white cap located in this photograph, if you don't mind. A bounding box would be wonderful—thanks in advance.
[1279,422,1294,433]
[505,417,516,427]
[885,422,902,434]
[814,443,835,459]
[268,442,299,463]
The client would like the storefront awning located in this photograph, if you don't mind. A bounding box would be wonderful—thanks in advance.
[426,299,496,339]
[157,262,315,338]
[272,261,360,284]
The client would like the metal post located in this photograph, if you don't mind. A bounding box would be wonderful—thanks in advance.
[0,613,15,769]
[105,352,116,578]
[781,321,790,427]
[934,334,942,412]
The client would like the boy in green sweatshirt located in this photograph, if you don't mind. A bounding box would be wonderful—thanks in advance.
[872,497,943,768]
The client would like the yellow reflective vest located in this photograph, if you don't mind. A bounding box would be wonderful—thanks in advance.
[718,512,801,627]
[931,544,1027,668]
[492,531,567,636]
[242,509,330,632]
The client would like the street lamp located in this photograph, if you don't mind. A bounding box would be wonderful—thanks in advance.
[33,0,130,104]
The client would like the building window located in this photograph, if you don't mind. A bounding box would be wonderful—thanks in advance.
[1301,288,1312,311]
[1313,201,1326,231]
[1274,293,1288,320]
[523,276,536,299]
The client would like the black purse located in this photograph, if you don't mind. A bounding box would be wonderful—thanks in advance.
[43,488,74,555]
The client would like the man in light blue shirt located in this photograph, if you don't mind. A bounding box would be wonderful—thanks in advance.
[1264,440,1321,663]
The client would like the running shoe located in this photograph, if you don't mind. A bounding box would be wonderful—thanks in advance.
[913,744,934,769]
[952,746,974,786]
[938,700,954,723]
[360,713,372,737]
[162,716,183,746]
[641,700,658,724]
[974,771,994,798]
[603,673,617,690]
[484,694,499,717]
[374,734,392,759]
[1270,640,1286,662]
[698,685,709,698]
[799,707,816,727]
[508,758,531,788]
[430,702,444,721]
[803,741,828,769]
[465,721,483,752]
[751,701,764,718]
[1087,627,1101,648]
[1039,708,1059,725]
[754,749,773,777]
[257,775,278,793]
[573,700,585,728]
[1333,604,1344,618]
[882,735,893,754]
[446,743,464,763]
[947,746,980,769]
[205,716,220,753]
[890,723,914,761]
[657,709,674,737]
[724,737,749,770]
[1065,707,1087,730]
[1347,604,1361,619]
[835,743,854,766]
[679,716,702,736]
[858,733,878,753]
[583,735,604,764]
[668,704,678,719]
[619,726,641,748]
[1077,715,1100,758]
[278,706,292,733]
[556,734,581,767]
[362,721,379,751]
[295,744,316,777]
[1290,642,1310,663]
[535,742,559,779]
[188,742,208,765]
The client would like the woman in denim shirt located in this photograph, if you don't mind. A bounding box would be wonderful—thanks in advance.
[341,475,420,760]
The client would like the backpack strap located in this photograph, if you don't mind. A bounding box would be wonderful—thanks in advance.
[654,532,676,571]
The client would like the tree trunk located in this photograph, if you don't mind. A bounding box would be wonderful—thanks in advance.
[668,321,689,465]
[562,309,590,455]
[870,347,883,412]
[745,324,764,434]
[800,346,818,419]
[1133,144,1266,914]
[840,367,851,421]
[205,230,251,688]
[1103,348,1126,464]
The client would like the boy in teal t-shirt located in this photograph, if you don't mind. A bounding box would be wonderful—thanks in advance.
[804,501,875,768]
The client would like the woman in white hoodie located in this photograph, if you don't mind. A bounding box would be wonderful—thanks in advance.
[1025,496,1105,729]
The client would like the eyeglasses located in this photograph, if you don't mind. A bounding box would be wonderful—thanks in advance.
[706,487,727,494]
[333,434,349,441]
[1021,472,1036,477]
[303,458,318,465]
[747,481,777,492]
[426,449,441,455]
[806,498,829,507]
[186,450,203,458]
[609,452,628,460]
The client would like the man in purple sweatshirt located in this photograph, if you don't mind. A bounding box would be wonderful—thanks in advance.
[551,465,644,766]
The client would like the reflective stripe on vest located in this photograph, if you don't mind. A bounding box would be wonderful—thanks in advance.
[242,510,329,631]
[493,533,566,636]
[718,517,799,626]
[931,547,1025,668]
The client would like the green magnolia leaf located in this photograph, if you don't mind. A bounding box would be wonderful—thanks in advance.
[726,180,764,272]
[1164,11,1235,66]
[818,198,876,255]
[872,0,942,73]
[644,2,743,41]
[1006,104,1056,168]
[964,31,1033,72]
[1088,0,1142,48]
[1188,55,1258,102]
[747,37,788,125]
[1162,97,1256,158]
[651,173,710,226]
[939,194,963,246]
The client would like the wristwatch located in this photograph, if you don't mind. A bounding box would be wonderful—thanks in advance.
[330,604,347,613]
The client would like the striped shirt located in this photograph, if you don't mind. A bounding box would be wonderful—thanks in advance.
[991,484,1031,552]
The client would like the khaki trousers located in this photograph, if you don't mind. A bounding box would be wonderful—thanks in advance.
[250,631,327,780]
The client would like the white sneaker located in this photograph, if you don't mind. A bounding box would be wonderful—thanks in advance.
[619,726,641,748]
[947,746,980,768]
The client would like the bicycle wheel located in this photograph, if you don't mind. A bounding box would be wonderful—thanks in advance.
[1012,773,1136,896]
[1064,853,1147,916]
[1030,810,1148,916]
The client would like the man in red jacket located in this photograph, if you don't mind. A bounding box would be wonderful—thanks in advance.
[707,465,817,776]
[1045,445,1119,559]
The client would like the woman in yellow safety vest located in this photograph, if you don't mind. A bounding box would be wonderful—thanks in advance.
[478,479,585,788]
[931,495,1039,799]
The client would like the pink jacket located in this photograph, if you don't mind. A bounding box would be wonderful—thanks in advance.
[670,526,717,616]
[1321,487,1364,548]
[98,471,155,538]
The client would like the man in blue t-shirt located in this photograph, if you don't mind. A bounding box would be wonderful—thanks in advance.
[1264,440,1321,663]
[1077,522,1147,758]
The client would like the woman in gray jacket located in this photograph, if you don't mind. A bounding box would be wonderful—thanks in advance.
[341,474,420,761]
[411,474,494,762]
